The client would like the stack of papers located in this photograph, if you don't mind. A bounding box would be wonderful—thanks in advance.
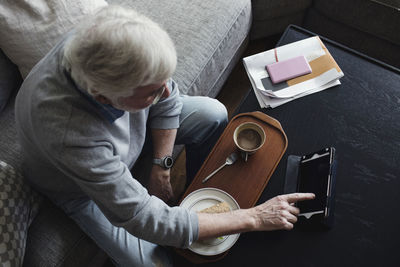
[243,36,344,108]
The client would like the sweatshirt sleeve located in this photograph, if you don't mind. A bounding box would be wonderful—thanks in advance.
[43,103,198,248]
[148,79,182,129]
[55,140,199,248]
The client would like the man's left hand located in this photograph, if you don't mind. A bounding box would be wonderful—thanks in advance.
[148,165,174,204]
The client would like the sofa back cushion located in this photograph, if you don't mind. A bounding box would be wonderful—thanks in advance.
[304,0,400,68]
[0,0,107,79]
[108,0,252,96]
[312,0,400,46]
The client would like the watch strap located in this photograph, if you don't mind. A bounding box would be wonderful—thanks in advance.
[152,155,174,169]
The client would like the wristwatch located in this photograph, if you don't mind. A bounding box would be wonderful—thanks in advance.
[152,155,174,169]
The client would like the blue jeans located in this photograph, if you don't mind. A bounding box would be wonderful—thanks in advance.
[176,95,228,184]
[56,95,228,267]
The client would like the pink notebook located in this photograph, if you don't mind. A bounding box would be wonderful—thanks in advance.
[266,55,312,84]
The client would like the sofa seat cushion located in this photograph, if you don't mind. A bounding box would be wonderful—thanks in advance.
[0,51,21,115]
[108,0,252,97]
[0,100,22,170]
[0,160,41,267]
[23,201,107,267]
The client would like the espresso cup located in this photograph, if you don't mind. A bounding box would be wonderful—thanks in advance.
[233,122,266,162]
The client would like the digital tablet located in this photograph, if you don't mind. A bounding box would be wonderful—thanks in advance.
[296,147,335,219]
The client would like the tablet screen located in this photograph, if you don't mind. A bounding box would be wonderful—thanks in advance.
[297,153,330,214]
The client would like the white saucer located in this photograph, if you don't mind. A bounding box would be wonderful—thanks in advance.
[180,188,240,256]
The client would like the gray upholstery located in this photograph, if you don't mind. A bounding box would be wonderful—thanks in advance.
[0,100,22,170]
[251,0,312,20]
[311,0,400,46]
[251,0,399,67]
[0,52,22,170]
[0,51,21,113]
[0,161,36,266]
[23,201,108,267]
[0,0,252,266]
[304,0,400,68]
[109,0,252,97]
[251,11,306,40]
[250,0,312,39]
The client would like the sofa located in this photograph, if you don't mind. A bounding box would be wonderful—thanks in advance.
[251,0,400,68]
[0,0,398,266]
[0,0,252,266]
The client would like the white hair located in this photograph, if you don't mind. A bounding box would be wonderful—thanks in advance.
[63,5,177,98]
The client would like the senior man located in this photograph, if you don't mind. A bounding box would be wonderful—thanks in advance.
[15,5,314,267]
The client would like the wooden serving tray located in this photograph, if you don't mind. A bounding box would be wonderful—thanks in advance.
[176,111,288,263]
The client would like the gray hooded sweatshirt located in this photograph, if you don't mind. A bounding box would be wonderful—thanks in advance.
[15,33,198,248]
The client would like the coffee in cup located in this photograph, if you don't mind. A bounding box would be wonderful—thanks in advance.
[233,122,266,161]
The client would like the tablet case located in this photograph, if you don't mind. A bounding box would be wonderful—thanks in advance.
[284,150,337,229]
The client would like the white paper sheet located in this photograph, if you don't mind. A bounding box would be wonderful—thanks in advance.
[260,68,344,98]
[242,36,344,108]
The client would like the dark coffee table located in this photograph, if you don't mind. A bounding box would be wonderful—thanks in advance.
[182,25,400,267]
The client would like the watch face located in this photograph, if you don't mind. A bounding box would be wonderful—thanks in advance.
[163,156,174,168]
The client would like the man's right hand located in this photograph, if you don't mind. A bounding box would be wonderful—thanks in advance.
[148,164,174,204]
[249,193,315,231]
[196,192,315,240]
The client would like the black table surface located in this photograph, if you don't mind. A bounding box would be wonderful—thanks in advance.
[196,25,400,267]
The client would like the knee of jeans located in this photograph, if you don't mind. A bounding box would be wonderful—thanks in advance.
[198,99,228,129]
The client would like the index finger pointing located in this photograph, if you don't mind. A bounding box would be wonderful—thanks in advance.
[282,193,315,203]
